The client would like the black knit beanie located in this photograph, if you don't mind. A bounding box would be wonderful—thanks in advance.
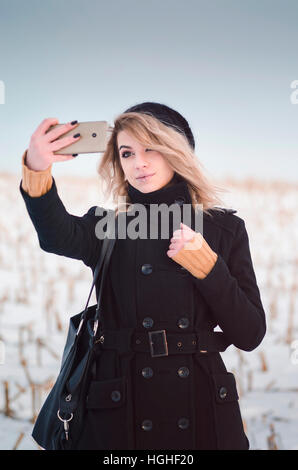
[123,101,195,150]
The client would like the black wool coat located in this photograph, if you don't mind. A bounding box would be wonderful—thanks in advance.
[19,173,266,450]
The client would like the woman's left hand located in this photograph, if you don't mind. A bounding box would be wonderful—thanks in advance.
[167,223,218,279]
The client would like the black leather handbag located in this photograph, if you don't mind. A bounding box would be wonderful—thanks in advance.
[32,216,117,450]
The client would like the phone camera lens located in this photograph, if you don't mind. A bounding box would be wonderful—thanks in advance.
[92,133,97,138]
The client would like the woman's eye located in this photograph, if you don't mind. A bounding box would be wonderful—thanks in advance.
[121,149,152,159]
[121,151,131,159]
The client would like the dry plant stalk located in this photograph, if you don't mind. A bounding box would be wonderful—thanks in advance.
[27,323,34,342]
[2,380,27,418]
[44,289,56,334]
[54,310,63,331]
[68,278,75,303]
[268,292,278,326]
[231,368,243,398]
[265,380,276,391]
[36,338,42,366]
[267,422,280,450]
[242,418,247,434]
[20,357,33,385]
[285,288,295,345]
[3,381,13,417]
[30,383,36,423]
[259,351,268,372]
[18,327,24,361]
[236,348,248,370]
[30,383,43,423]
[0,293,9,313]
[15,286,30,305]
[36,337,60,362]
[10,382,26,402]
[42,376,55,391]
[19,323,35,361]
[247,370,253,392]
[12,432,25,450]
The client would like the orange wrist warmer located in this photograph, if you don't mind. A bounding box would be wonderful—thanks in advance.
[171,231,218,279]
[21,150,53,197]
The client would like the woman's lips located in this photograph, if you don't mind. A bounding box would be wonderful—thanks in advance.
[136,173,155,182]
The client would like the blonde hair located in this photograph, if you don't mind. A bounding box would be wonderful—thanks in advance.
[97,111,229,217]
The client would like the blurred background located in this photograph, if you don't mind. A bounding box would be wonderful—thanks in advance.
[0,0,297,450]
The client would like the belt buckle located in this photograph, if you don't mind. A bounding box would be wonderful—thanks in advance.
[148,330,168,357]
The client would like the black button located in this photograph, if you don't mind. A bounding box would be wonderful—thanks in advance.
[111,390,121,402]
[141,264,153,275]
[142,317,154,328]
[178,418,189,429]
[177,366,189,378]
[219,386,228,399]
[174,197,186,206]
[177,317,189,329]
[142,367,153,378]
[141,419,153,431]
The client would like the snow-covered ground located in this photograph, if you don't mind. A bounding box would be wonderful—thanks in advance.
[0,173,297,450]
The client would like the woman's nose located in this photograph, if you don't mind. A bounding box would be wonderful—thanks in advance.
[134,151,148,168]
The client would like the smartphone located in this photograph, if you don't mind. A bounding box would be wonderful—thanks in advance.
[46,121,110,155]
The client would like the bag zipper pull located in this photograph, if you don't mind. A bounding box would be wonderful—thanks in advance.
[63,419,69,441]
[57,410,73,442]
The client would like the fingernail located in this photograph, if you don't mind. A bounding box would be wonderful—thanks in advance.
[71,120,78,125]
[73,133,80,138]
[72,154,78,157]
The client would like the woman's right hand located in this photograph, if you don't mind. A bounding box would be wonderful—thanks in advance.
[26,118,81,171]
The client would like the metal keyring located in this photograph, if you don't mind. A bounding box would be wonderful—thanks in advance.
[57,409,73,422]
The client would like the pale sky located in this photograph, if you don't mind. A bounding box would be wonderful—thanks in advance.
[0,0,297,182]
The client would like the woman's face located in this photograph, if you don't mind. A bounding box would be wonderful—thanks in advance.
[117,130,174,193]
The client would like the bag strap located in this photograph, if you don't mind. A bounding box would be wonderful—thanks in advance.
[76,212,118,335]
[93,216,118,330]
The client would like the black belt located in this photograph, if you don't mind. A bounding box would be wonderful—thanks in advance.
[97,328,231,357]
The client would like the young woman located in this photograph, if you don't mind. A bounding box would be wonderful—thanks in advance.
[20,102,266,450]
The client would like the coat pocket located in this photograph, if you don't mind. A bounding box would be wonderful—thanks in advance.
[75,376,131,450]
[211,372,249,450]
[211,372,239,404]
[86,376,127,409]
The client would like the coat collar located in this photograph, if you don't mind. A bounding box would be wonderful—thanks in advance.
[126,172,193,207]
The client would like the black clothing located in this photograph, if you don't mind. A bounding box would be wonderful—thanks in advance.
[19,175,266,450]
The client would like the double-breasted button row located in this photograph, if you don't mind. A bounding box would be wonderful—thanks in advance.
[142,317,154,328]
[141,366,189,378]
[177,317,189,329]
[142,367,153,378]
[177,366,189,378]
[141,419,153,431]
[142,317,190,329]
[111,390,121,402]
[141,264,153,275]
[178,417,189,429]
[142,263,188,276]
[141,418,189,431]
[219,386,228,399]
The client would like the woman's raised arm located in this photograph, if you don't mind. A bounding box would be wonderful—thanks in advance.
[19,118,106,269]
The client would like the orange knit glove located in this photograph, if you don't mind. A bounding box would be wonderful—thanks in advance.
[167,223,218,279]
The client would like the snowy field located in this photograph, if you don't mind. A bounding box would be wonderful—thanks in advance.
[0,172,297,450]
